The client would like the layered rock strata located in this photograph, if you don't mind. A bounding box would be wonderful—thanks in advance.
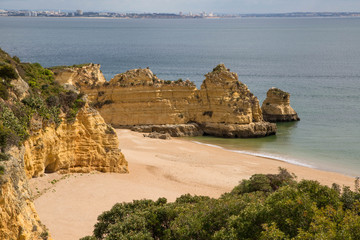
[0,56,128,239]
[0,147,49,240]
[24,103,128,178]
[55,64,276,138]
[1,107,128,239]
[261,88,300,122]
[50,63,106,92]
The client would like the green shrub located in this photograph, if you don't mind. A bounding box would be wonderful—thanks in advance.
[297,180,341,209]
[0,165,5,175]
[0,152,9,161]
[12,56,20,63]
[83,169,360,240]
[229,168,296,196]
[0,64,18,80]
[0,82,9,100]
[0,51,88,152]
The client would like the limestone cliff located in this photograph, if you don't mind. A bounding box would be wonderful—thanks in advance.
[24,103,128,178]
[0,147,49,240]
[261,87,300,122]
[57,64,276,138]
[0,50,128,239]
[50,63,106,91]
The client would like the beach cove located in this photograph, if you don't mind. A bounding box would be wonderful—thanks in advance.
[31,129,355,240]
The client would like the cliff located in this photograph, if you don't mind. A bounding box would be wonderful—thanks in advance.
[261,87,300,122]
[55,64,276,138]
[0,147,49,240]
[49,63,106,92]
[24,103,128,178]
[0,49,128,239]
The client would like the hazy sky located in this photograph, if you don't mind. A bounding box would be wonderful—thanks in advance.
[1,0,360,13]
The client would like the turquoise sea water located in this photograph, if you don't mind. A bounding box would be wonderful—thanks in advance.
[0,17,359,176]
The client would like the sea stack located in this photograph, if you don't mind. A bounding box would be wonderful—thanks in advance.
[261,87,300,122]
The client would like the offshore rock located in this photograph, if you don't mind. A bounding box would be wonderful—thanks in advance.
[55,64,277,138]
[261,87,300,122]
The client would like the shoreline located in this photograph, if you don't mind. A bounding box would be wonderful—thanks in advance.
[31,129,355,240]
[189,140,358,178]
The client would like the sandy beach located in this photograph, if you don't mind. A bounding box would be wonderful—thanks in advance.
[30,129,355,240]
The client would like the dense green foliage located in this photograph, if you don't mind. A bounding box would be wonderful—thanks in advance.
[0,49,86,177]
[82,169,360,240]
[0,49,85,175]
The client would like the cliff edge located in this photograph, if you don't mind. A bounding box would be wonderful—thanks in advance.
[0,49,128,239]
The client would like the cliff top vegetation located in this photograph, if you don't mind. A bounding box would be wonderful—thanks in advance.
[0,49,85,175]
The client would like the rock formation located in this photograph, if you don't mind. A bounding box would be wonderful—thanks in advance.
[55,64,276,138]
[0,49,128,239]
[261,87,300,122]
[0,147,49,240]
[24,103,128,178]
[50,63,106,92]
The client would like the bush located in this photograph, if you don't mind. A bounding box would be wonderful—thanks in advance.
[0,82,9,100]
[0,152,9,161]
[83,169,360,240]
[0,64,18,80]
[12,56,20,63]
[229,168,296,196]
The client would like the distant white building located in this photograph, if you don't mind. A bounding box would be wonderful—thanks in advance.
[76,10,83,16]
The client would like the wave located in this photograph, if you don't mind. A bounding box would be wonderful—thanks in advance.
[191,141,314,168]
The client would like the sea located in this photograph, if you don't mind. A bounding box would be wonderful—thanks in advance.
[0,17,359,177]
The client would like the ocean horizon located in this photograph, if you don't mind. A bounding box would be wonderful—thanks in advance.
[1,17,359,176]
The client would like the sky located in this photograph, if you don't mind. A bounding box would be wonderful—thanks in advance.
[1,0,360,14]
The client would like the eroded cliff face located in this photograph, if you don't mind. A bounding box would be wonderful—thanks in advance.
[0,54,128,239]
[50,63,106,91]
[59,64,276,138]
[24,103,128,178]
[261,87,300,122]
[0,147,49,240]
[0,106,128,239]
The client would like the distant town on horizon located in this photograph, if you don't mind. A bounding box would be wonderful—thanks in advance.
[1,9,360,18]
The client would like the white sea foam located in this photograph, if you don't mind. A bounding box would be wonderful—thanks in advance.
[192,141,314,168]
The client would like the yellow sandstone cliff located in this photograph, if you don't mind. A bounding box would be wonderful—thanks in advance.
[24,103,128,178]
[53,64,276,138]
[1,106,127,240]
[0,55,128,239]
[261,87,300,122]
[0,147,49,240]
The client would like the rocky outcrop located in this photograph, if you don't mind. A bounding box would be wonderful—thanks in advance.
[131,123,203,137]
[143,132,172,140]
[50,63,106,92]
[24,103,128,178]
[0,147,49,240]
[60,64,276,138]
[261,88,300,122]
[0,50,129,239]
[1,105,128,239]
